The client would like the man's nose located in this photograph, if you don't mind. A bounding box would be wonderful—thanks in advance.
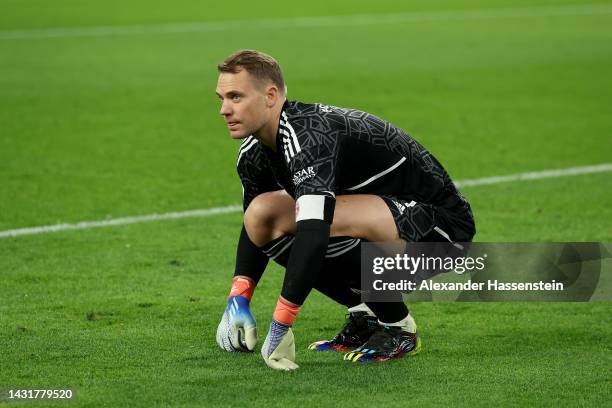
[219,100,232,116]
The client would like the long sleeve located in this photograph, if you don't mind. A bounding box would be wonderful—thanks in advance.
[279,193,336,305]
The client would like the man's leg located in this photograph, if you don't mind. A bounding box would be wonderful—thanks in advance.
[243,191,416,340]
[341,195,474,362]
[243,190,401,247]
[245,191,474,362]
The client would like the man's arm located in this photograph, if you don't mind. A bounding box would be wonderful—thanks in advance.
[261,194,336,369]
[279,194,335,306]
[262,142,337,369]
[216,139,279,352]
[275,140,338,311]
[232,137,279,284]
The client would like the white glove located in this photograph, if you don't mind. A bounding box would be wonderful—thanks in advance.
[216,295,258,352]
[261,320,299,371]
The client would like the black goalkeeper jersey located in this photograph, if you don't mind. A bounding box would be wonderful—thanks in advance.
[235,100,472,306]
[237,100,469,215]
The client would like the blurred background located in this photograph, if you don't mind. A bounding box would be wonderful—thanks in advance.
[1,0,610,238]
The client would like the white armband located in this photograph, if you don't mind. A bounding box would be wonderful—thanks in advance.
[296,194,335,223]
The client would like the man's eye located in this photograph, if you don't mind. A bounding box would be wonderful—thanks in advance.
[232,95,241,102]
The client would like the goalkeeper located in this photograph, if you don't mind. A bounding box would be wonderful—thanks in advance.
[214,50,475,370]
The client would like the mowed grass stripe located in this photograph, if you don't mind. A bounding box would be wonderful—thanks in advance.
[1,163,610,239]
[1,3,611,40]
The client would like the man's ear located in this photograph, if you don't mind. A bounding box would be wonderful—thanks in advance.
[265,85,279,108]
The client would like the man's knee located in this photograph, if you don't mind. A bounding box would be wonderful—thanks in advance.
[244,191,296,246]
[244,193,277,229]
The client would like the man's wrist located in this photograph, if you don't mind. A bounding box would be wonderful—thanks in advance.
[272,296,301,326]
[229,275,256,301]
[270,319,291,333]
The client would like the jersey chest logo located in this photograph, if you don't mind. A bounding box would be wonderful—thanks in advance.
[293,166,316,185]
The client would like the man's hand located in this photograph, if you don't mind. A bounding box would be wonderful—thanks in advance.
[216,295,258,352]
[261,320,299,370]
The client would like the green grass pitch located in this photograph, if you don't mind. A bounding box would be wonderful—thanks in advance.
[1,0,611,406]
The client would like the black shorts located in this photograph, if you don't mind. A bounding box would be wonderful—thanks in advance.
[264,194,475,267]
[379,195,475,244]
[263,235,361,268]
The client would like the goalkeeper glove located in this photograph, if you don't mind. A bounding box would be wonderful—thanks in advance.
[216,295,258,352]
[261,297,301,370]
[216,276,258,352]
[261,320,298,371]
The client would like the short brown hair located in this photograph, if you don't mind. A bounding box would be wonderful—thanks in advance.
[218,50,285,93]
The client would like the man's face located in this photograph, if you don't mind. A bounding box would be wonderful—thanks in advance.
[216,69,269,139]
